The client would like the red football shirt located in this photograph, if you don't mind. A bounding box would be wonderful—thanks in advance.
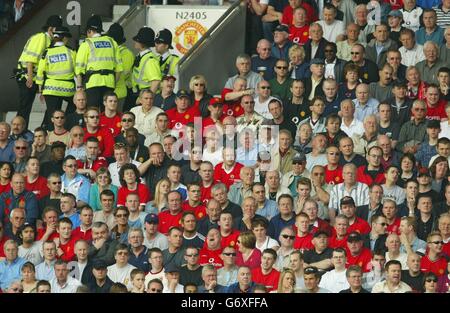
[117,183,151,206]
[158,210,183,235]
[220,230,240,249]
[58,236,77,262]
[328,235,348,249]
[426,100,447,121]
[324,165,343,185]
[99,112,123,137]
[37,228,59,241]
[200,181,217,204]
[71,227,92,241]
[199,247,224,268]
[213,162,244,189]
[420,255,448,276]
[288,25,310,45]
[77,157,109,173]
[235,248,262,270]
[220,88,244,118]
[293,233,314,252]
[166,106,201,130]
[0,183,11,195]
[443,242,450,258]
[386,218,401,235]
[347,217,371,235]
[182,201,207,220]
[83,127,115,158]
[346,247,373,272]
[251,267,280,292]
[25,176,50,200]
[281,3,317,26]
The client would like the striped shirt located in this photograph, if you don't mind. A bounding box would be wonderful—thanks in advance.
[329,182,370,214]
[434,5,450,28]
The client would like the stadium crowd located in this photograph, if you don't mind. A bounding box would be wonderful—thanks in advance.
[0,0,449,294]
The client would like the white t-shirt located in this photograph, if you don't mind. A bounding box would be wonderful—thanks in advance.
[319,269,350,293]
[143,232,169,250]
[255,236,280,253]
[107,263,136,290]
[18,241,43,266]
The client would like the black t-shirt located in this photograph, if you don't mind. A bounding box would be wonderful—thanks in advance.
[40,160,64,178]
[182,234,205,250]
[65,112,85,131]
[181,163,201,185]
[179,266,204,287]
[87,277,114,293]
[303,247,333,271]
[223,201,243,219]
[339,287,370,293]
[154,93,176,111]
[338,154,367,168]
[274,118,297,143]
[283,99,311,126]
[38,196,62,219]
[401,270,424,293]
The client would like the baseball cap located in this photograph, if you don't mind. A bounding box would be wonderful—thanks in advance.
[293,152,306,163]
[209,97,224,107]
[145,213,159,224]
[51,141,66,150]
[388,10,403,18]
[274,24,289,33]
[313,230,330,238]
[417,167,431,177]
[176,89,190,99]
[427,119,441,129]
[304,266,319,275]
[93,259,108,270]
[340,196,356,207]
[164,264,180,273]
[347,231,363,242]
[310,58,325,65]
[162,75,176,82]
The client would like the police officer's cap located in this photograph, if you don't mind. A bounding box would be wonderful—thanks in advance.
[86,14,103,33]
[107,23,126,45]
[155,29,173,49]
[42,15,62,30]
[133,27,155,47]
[53,26,72,39]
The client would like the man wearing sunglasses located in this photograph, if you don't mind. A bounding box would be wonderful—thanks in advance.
[83,107,115,158]
[421,231,448,277]
[218,246,239,287]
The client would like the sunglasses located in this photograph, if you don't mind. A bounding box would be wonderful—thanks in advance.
[414,108,426,111]
[15,146,27,150]
[260,86,271,89]
[244,101,255,104]
[72,133,84,137]
[186,254,199,257]
[426,278,438,283]
[351,52,360,55]
[51,181,62,185]
[122,118,133,123]
[276,66,288,69]
[281,234,295,240]
[150,288,163,293]
[88,115,99,119]
[222,252,237,257]
[194,83,205,87]
[65,164,77,168]
[429,240,444,245]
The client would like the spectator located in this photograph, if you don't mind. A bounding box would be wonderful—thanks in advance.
[319,248,350,292]
[50,259,81,293]
[401,253,425,292]
[372,260,412,293]
[339,265,370,293]
[225,266,256,293]
[300,266,330,293]
[217,246,239,287]
[251,39,277,81]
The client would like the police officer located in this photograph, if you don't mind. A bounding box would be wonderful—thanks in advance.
[132,27,161,103]
[75,14,123,111]
[36,26,76,131]
[154,28,179,77]
[16,15,63,128]
[107,23,135,112]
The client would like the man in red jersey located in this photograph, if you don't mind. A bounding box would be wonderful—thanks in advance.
[99,91,122,137]
[166,89,201,133]
[71,205,93,241]
[158,190,184,235]
[218,211,240,249]
[76,137,108,182]
[382,198,401,235]
[288,7,310,45]
[303,199,332,235]
[202,98,225,135]
[199,227,223,268]
[221,77,248,118]
[83,107,114,158]
[329,214,349,249]
[340,196,371,235]
[293,212,314,252]
[37,207,60,241]
[437,213,450,258]
[213,147,244,189]
[182,183,207,220]
[324,145,343,185]
[54,217,77,262]
[357,146,386,186]
[421,231,448,277]
[281,0,317,26]
[198,161,217,204]
[24,157,49,200]
[424,84,447,121]
[252,248,280,292]
[346,231,372,272]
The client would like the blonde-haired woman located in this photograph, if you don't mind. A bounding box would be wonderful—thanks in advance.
[145,178,170,214]
[272,268,297,293]
[288,45,309,80]
[88,167,118,211]
[189,74,212,118]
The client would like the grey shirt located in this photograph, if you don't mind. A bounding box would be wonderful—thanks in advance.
[415,59,448,85]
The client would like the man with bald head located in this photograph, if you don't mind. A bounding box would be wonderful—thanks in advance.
[353,115,379,157]
[10,116,33,145]
[353,84,379,122]
[251,39,277,81]
[0,173,38,227]
[197,199,222,237]
[416,41,447,85]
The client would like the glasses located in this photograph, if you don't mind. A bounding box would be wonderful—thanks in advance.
[51,181,62,185]
[150,288,163,293]
[72,133,84,137]
[65,164,77,168]
[281,234,295,240]
[15,146,27,150]
[122,118,133,123]
[414,108,426,111]
[222,252,237,257]
[351,52,360,55]
[313,172,325,176]
[260,86,271,89]
[276,66,288,70]
[194,83,205,87]
[244,101,255,104]
[186,254,199,257]
[425,278,438,283]
[11,288,23,292]
[328,152,340,155]
[88,115,99,119]
[429,240,444,245]
[53,116,65,119]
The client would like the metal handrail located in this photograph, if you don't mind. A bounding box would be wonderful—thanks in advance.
[116,1,143,26]
[179,0,244,65]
